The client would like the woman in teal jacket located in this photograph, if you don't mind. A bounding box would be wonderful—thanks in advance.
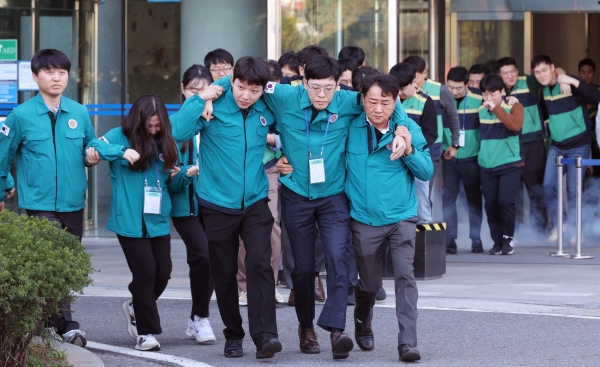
[87,95,180,352]
[169,64,216,345]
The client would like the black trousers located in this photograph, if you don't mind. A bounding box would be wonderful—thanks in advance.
[172,216,213,319]
[520,139,547,233]
[27,209,83,335]
[202,200,277,344]
[480,166,523,245]
[117,234,172,335]
[441,158,483,243]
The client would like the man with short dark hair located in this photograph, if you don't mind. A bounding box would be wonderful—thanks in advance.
[278,52,300,78]
[390,62,438,224]
[533,55,600,244]
[0,48,99,347]
[403,55,460,220]
[204,48,235,81]
[338,46,366,68]
[338,58,359,89]
[497,56,548,237]
[346,73,432,362]
[442,66,484,254]
[578,58,599,122]
[478,74,524,256]
[172,56,282,360]
[468,64,490,89]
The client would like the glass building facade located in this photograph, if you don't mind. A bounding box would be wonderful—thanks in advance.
[1,0,600,234]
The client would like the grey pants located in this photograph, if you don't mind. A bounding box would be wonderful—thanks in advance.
[351,217,418,346]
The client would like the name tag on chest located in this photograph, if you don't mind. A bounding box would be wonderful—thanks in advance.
[309,158,326,184]
[144,186,162,214]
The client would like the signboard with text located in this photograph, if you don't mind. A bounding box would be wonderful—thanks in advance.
[0,40,17,61]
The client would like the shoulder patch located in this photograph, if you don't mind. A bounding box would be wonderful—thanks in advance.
[260,116,267,126]
[0,124,10,137]
[265,82,276,94]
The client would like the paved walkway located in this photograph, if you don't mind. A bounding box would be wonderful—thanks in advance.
[74,236,600,366]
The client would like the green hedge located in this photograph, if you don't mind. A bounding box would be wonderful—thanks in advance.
[0,211,94,367]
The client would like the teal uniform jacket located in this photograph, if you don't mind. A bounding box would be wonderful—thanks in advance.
[169,131,198,217]
[0,93,95,208]
[212,77,363,200]
[345,111,433,227]
[171,92,276,210]
[5,172,14,194]
[87,127,185,238]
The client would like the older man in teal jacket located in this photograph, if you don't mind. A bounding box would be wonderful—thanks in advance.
[345,74,433,362]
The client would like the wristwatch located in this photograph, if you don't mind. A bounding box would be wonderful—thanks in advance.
[452,144,460,149]
[403,145,415,158]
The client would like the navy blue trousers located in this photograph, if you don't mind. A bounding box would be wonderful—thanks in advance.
[280,185,354,331]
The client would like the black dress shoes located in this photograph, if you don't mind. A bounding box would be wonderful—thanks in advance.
[354,323,374,351]
[255,336,282,359]
[224,339,243,358]
[398,344,421,361]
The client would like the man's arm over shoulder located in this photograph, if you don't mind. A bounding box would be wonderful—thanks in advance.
[403,120,434,181]
[570,75,600,106]
[171,94,207,142]
[493,103,524,132]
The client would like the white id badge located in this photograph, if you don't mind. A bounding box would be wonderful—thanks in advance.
[144,186,162,214]
[309,158,326,184]
[459,130,466,147]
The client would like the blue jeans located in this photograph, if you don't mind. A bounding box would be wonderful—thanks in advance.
[543,144,591,230]
[415,178,432,223]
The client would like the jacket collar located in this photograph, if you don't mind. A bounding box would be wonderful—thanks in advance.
[34,93,70,116]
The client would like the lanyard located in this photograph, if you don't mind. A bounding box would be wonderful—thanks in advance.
[304,108,332,158]
[143,162,161,188]
[461,97,467,130]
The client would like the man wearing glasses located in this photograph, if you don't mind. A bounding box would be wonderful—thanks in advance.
[215,56,406,359]
[204,48,234,81]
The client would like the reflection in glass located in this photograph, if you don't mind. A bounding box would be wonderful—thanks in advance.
[458,20,524,72]
[399,0,429,65]
[280,0,388,72]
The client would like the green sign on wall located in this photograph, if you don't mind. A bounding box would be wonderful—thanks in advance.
[0,40,17,61]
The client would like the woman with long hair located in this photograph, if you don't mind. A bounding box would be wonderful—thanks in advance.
[86,94,181,351]
[169,64,216,344]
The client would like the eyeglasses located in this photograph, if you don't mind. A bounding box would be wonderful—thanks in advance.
[307,84,336,94]
[210,66,232,74]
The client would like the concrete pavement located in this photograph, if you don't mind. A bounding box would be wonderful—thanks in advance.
[73,236,600,366]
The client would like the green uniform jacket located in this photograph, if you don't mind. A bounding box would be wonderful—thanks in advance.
[168,132,197,217]
[5,172,14,192]
[443,88,481,161]
[478,103,522,170]
[171,92,276,210]
[0,93,95,209]
[543,83,591,149]
[506,75,545,142]
[345,111,433,226]
[87,127,184,238]
[421,79,445,155]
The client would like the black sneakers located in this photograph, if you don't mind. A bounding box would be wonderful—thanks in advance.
[501,237,515,255]
[488,243,502,255]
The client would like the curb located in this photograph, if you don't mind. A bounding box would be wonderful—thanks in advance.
[61,342,104,367]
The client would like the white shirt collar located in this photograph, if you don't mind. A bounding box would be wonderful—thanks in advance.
[366,116,390,134]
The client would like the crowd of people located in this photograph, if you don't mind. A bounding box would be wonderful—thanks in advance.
[0,44,599,362]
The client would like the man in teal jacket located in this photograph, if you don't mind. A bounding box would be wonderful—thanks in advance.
[346,73,432,362]
[214,56,406,359]
[0,49,99,347]
[171,57,282,360]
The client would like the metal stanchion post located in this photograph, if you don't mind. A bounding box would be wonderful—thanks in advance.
[566,157,594,260]
[547,155,569,257]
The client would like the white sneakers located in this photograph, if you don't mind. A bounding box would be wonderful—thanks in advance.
[275,288,285,304]
[239,291,248,306]
[548,225,568,243]
[122,300,138,340]
[185,318,216,345]
[136,334,160,351]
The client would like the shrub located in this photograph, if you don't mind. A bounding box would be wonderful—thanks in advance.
[0,211,94,367]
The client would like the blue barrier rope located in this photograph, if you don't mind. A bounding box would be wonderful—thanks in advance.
[560,158,600,166]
